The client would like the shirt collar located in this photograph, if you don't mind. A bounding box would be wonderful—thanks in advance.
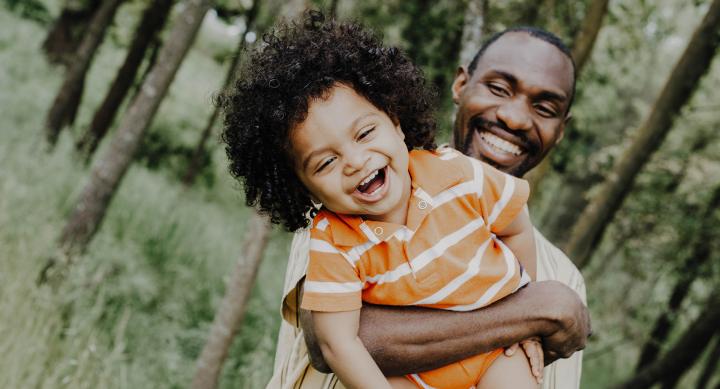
[326,149,464,246]
[408,149,464,197]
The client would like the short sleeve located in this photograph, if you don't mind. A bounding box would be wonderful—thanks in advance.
[469,158,530,234]
[299,223,364,313]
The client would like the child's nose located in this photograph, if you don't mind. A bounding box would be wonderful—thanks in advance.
[343,152,370,176]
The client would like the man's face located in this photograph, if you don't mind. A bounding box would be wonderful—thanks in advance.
[452,32,574,177]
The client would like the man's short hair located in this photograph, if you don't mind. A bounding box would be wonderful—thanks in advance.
[468,27,577,111]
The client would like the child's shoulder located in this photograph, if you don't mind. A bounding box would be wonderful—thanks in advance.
[410,146,476,181]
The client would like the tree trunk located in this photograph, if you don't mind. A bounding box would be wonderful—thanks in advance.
[565,0,720,268]
[635,184,720,370]
[696,333,720,389]
[42,0,100,65]
[524,0,610,197]
[76,0,175,159]
[44,0,123,146]
[44,0,211,274]
[458,0,487,67]
[182,0,259,186]
[190,213,272,389]
[613,293,720,389]
[571,0,610,73]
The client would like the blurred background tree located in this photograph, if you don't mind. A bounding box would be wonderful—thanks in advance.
[1,0,719,388]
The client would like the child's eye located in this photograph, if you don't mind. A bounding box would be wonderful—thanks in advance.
[316,156,336,173]
[358,127,375,140]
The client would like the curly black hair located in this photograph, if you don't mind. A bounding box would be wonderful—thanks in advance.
[220,11,438,231]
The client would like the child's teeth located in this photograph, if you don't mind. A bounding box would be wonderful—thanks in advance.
[360,170,379,187]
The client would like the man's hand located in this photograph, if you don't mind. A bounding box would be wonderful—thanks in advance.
[536,281,592,364]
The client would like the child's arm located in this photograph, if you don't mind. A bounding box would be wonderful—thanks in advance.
[313,309,392,389]
[496,205,537,280]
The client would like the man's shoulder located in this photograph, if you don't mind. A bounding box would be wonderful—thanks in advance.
[533,228,587,303]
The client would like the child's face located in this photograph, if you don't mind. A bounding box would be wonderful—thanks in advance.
[291,84,411,223]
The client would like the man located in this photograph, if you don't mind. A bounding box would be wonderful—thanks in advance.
[267,27,590,389]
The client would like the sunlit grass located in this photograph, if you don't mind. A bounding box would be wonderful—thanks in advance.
[0,6,289,388]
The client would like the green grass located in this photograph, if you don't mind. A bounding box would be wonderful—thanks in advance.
[0,6,290,388]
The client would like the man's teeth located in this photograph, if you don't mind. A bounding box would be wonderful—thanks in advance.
[480,132,523,156]
[359,169,379,187]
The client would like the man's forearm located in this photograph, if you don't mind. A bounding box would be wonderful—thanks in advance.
[301,280,589,376]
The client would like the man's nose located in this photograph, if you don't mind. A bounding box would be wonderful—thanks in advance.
[496,99,532,131]
[343,151,370,176]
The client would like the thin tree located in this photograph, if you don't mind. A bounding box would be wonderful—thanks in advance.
[39,0,212,283]
[524,0,610,197]
[42,0,100,65]
[190,213,271,389]
[613,292,720,389]
[44,0,123,146]
[190,4,308,388]
[76,0,175,159]
[635,184,720,371]
[182,0,259,186]
[565,0,720,268]
[458,0,487,67]
[696,333,720,389]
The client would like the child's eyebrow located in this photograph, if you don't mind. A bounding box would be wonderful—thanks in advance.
[302,147,331,171]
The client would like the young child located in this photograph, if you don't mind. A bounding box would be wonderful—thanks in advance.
[222,12,543,389]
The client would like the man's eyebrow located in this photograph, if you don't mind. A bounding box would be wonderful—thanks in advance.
[535,90,568,104]
[486,69,568,103]
[301,112,377,171]
[485,70,519,89]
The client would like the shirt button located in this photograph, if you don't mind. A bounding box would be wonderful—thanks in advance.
[418,200,428,210]
[374,226,384,236]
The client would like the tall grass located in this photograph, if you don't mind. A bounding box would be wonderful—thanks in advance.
[0,6,289,388]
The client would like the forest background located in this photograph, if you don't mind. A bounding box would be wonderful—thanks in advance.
[1,0,719,388]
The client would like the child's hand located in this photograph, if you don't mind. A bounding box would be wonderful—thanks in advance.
[504,337,544,384]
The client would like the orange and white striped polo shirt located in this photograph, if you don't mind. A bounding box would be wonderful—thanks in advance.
[300,148,531,313]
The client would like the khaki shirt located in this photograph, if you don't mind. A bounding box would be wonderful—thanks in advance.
[266,228,587,389]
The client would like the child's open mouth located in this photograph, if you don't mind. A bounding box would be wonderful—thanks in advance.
[352,166,389,203]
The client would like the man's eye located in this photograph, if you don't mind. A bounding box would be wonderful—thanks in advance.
[316,157,336,173]
[358,127,375,140]
[534,104,557,118]
[488,83,510,97]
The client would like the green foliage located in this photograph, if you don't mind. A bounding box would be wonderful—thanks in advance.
[2,0,50,23]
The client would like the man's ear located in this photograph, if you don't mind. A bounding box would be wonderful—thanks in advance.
[556,113,571,144]
[451,66,469,104]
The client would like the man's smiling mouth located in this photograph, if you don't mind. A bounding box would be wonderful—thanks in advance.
[478,131,523,156]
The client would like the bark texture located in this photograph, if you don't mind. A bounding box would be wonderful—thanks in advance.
[45,0,122,146]
[190,213,272,389]
[54,0,211,259]
[182,0,259,186]
[458,0,487,66]
[613,293,720,389]
[565,0,720,268]
[76,0,174,159]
